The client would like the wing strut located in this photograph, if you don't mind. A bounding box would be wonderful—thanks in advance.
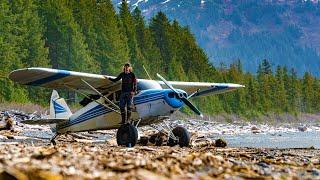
[81,79,120,110]
[64,83,120,114]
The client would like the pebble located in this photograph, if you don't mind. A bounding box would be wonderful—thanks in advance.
[298,126,307,132]
[251,126,261,134]
[257,162,270,168]
[309,168,320,176]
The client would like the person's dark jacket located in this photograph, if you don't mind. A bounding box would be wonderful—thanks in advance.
[109,72,137,93]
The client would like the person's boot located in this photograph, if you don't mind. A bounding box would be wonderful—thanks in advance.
[120,109,126,124]
[127,110,131,123]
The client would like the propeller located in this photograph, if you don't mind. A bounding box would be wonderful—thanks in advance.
[157,73,203,118]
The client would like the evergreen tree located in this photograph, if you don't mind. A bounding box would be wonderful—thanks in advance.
[1,1,320,117]
[72,0,129,75]
[274,65,288,111]
[150,12,173,73]
[133,7,162,78]
[0,0,28,103]
[39,0,97,72]
[257,59,273,112]
[287,68,300,112]
[9,0,50,104]
[302,72,314,112]
[246,73,259,110]
[119,0,143,75]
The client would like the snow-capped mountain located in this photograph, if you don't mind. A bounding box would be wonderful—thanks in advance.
[112,0,320,76]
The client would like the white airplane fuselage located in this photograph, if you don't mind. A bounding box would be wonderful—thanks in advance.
[55,89,187,133]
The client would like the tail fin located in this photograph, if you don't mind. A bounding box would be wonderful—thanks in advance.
[50,90,72,119]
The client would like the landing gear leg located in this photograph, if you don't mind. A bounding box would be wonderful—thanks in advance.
[150,120,190,147]
[50,133,58,145]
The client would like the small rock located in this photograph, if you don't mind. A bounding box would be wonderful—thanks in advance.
[5,135,14,139]
[257,161,270,168]
[308,168,320,176]
[192,158,203,166]
[0,116,15,131]
[138,136,149,146]
[251,126,261,133]
[298,126,307,132]
[215,138,227,147]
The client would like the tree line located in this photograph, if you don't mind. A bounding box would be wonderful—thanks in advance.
[0,0,319,117]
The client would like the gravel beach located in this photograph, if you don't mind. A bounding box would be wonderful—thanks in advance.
[0,143,319,179]
[0,110,319,179]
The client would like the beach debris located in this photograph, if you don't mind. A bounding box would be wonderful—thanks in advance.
[251,126,261,134]
[215,138,227,147]
[0,109,319,179]
[298,126,307,132]
[138,136,149,146]
[0,112,15,131]
[149,132,166,146]
[0,144,318,179]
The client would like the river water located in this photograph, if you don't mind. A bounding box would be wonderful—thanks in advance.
[7,121,320,149]
[220,131,320,148]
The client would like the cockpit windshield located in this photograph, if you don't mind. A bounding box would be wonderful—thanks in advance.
[137,80,162,91]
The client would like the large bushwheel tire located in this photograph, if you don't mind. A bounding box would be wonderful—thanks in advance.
[116,123,138,147]
[167,126,190,147]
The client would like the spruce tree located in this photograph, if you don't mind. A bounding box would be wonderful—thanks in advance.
[150,12,173,73]
[0,0,28,103]
[302,72,314,112]
[133,7,162,78]
[72,0,129,75]
[39,0,96,72]
[119,0,143,75]
[9,0,50,104]
[274,65,288,111]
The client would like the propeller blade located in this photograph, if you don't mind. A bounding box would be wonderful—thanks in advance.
[156,73,179,94]
[157,73,203,118]
[187,89,200,99]
[181,98,203,118]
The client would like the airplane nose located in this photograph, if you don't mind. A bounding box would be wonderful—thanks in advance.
[163,90,185,108]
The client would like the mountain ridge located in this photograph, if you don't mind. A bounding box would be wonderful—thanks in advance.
[112,0,320,76]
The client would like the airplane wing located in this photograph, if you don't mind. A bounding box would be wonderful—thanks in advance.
[22,118,68,125]
[9,67,121,94]
[158,81,244,98]
[9,67,244,98]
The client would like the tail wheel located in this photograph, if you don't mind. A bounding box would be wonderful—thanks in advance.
[167,126,190,147]
[116,124,138,147]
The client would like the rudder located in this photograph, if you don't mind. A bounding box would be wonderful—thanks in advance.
[50,90,72,119]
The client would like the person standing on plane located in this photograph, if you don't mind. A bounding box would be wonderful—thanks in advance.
[109,63,137,124]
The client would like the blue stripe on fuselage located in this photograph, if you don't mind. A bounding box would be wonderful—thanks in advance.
[134,95,164,104]
[57,90,173,130]
[26,70,70,86]
[58,104,110,129]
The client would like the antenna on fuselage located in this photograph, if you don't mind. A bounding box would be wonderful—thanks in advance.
[142,64,152,80]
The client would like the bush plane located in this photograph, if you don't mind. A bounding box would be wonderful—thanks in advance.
[9,68,244,147]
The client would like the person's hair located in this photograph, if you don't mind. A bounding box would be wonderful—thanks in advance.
[123,63,132,72]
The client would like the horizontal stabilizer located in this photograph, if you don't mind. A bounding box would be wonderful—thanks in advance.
[21,118,68,125]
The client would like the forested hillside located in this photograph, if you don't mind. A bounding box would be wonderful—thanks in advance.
[0,0,320,116]
[112,0,320,76]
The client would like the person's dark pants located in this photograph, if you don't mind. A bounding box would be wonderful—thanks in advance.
[119,92,133,124]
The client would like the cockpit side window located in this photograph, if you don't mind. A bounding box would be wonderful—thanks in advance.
[137,80,163,91]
